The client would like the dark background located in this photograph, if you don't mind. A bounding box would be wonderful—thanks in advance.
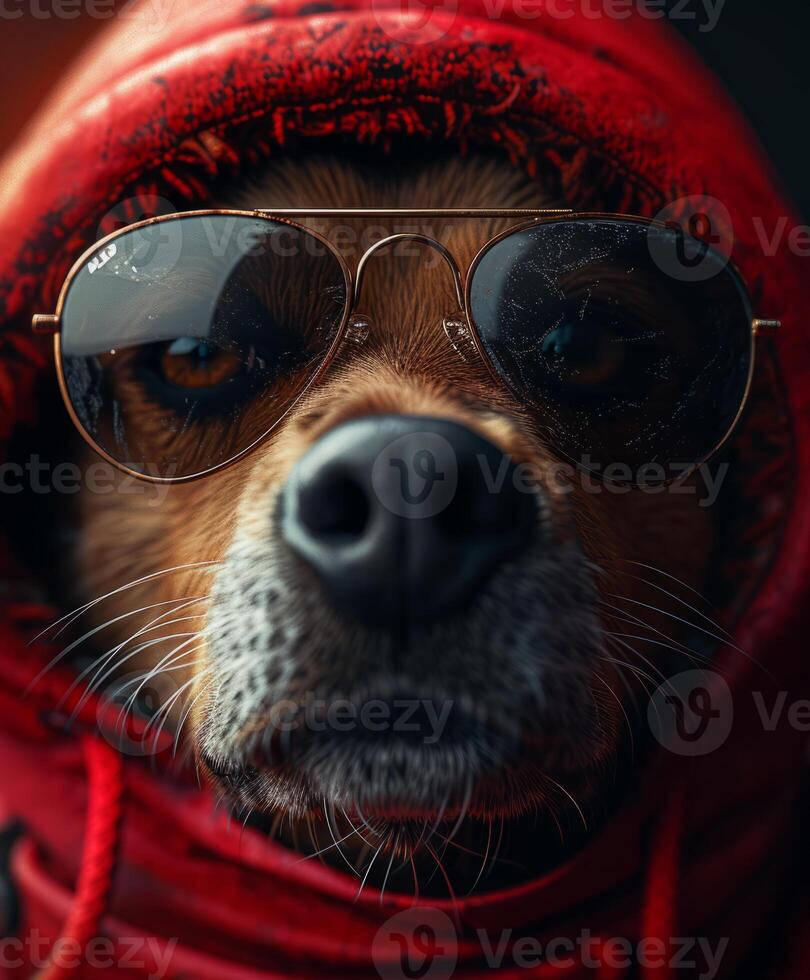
[0,2,807,216]
[667,2,808,218]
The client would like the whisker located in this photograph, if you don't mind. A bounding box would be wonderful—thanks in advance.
[240,805,256,847]
[619,572,735,641]
[599,646,643,705]
[601,637,669,688]
[408,847,420,900]
[606,593,756,664]
[173,672,218,757]
[542,775,587,832]
[295,822,365,864]
[444,770,473,847]
[65,597,208,700]
[420,789,450,850]
[466,819,492,897]
[423,841,459,913]
[593,670,634,759]
[323,803,360,877]
[603,627,712,670]
[341,805,381,842]
[482,817,505,886]
[431,831,483,861]
[63,630,200,727]
[142,656,209,729]
[617,559,717,605]
[378,831,399,905]
[602,645,671,730]
[355,841,385,901]
[115,636,202,728]
[28,597,202,692]
[30,560,221,644]
[600,651,658,694]
[144,666,209,753]
[599,601,715,665]
[68,612,207,718]
[87,629,198,698]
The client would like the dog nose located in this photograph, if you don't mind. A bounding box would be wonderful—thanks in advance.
[281,415,538,624]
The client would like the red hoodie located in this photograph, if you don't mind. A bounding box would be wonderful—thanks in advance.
[0,1,808,977]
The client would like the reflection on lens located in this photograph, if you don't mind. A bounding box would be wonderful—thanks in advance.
[469,219,752,483]
[60,215,348,478]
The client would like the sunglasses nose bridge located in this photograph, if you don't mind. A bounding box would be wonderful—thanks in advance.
[442,314,480,363]
[353,233,465,311]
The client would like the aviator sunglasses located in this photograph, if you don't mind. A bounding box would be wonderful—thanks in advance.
[33,209,780,485]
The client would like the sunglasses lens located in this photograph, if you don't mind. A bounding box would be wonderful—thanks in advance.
[469,219,753,483]
[60,215,348,479]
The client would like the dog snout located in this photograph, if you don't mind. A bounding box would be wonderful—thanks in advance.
[280,414,538,624]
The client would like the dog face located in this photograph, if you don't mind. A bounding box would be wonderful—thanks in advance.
[65,152,714,889]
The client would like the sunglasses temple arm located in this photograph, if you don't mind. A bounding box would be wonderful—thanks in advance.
[32,314,61,334]
[752,318,781,334]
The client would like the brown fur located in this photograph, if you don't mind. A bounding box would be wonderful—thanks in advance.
[64,151,713,891]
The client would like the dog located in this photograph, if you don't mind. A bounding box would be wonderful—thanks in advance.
[52,148,715,896]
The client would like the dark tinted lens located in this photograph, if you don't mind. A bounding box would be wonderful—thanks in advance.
[60,215,348,478]
[469,219,752,483]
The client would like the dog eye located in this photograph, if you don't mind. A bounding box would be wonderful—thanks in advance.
[540,317,625,390]
[158,336,249,389]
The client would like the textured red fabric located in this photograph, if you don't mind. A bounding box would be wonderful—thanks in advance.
[0,1,808,977]
[36,736,124,980]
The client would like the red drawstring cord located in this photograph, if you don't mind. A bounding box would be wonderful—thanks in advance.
[37,735,124,980]
[25,714,681,980]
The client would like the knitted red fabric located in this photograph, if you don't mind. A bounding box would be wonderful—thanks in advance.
[0,1,808,977]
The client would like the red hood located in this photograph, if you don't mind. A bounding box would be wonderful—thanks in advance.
[1,1,809,977]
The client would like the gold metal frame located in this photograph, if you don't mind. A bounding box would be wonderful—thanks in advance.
[33,208,780,486]
[463,212,775,484]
